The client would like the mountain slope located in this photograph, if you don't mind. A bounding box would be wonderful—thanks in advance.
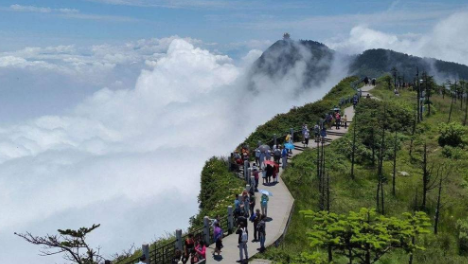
[249,40,335,89]
[350,49,468,81]
[250,40,468,86]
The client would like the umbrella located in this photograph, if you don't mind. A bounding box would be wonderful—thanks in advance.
[259,144,271,152]
[332,107,340,112]
[259,189,273,196]
[264,160,278,166]
[284,143,295,150]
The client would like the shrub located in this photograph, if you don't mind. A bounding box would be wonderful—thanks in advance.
[438,122,467,147]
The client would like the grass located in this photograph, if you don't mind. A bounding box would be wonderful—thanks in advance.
[259,76,468,263]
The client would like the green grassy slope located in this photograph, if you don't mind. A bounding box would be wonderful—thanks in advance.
[261,77,468,263]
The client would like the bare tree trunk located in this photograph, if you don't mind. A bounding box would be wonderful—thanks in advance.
[448,95,454,123]
[434,177,443,235]
[392,132,398,196]
[409,118,416,159]
[351,113,357,180]
[464,87,468,126]
[422,142,428,211]
[326,172,330,211]
[319,139,325,210]
[378,106,386,214]
[371,127,375,167]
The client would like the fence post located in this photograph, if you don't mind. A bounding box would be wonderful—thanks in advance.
[203,216,210,245]
[227,206,233,234]
[142,244,149,264]
[176,229,183,251]
[247,167,252,185]
[243,160,249,182]
[246,184,251,192]
[274,134,277,146]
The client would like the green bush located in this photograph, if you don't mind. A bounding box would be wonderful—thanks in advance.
[438,122,468,147]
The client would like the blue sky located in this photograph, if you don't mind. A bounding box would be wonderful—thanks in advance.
[0,0,467,54]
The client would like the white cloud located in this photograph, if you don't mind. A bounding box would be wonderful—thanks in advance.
[0,37,346,263]
[326,11,468,66]
[10,4,78,14]
[7,4,135,22]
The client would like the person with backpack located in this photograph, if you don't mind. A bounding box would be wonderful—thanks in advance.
[213,223,223,257]
[257,215,267,253]
[320,126,327,143]
[251,209,261,242]
[266,164,273,184]
[265,149,271,161]
[252,165,259,191]
[249,188,256,216]
[254,148,260,165]
[261,193,269,217]
[184,234,195,260]
[335,112,341,130]
[273,146,281,164]
[234,194,240,210]
[303,129,310,146]
[314,124,320,142]
[281,145,288,169]
[236,222,249,263]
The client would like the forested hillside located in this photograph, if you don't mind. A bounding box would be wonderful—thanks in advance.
[350,49,468,81]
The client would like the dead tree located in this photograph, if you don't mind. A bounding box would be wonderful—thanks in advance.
[377,104,387,214]
[15,224,103,264]
[351,111,358,180]
[434,165,452,234]
[421,142,429,211]
[392,131,398,196]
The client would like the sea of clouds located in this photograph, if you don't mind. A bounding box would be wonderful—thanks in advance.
[0,35,345,263]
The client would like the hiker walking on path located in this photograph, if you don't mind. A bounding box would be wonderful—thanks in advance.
[353,94,358,109]
[257,215,267,253]
[261,193,269,217]
[343,115,348,129]
[236,222,249,263]
[335,112,341,130]
[273,146,281,164]
[253,164,259,191]
[320,126,327,143]
[281,146,288,169]
[265,149,271,161]
[254,148,260,166]
[251,209,261,242]
[303,129,310,146]
[242,190,250,217]
[249,187,256,215]
[213,222,223,257]
[314,123,320,142]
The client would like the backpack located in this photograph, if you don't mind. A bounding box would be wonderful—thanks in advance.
[249,213,256,222]
[261,196,268,205]
[241,227,248,243]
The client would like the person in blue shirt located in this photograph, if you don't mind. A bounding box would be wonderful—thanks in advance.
[234,194,240,209]
[281,145,288,169]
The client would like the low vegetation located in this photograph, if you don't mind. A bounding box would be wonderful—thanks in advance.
[260,75,468,263]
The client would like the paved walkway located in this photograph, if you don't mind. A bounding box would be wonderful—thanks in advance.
[206,85,375,263]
